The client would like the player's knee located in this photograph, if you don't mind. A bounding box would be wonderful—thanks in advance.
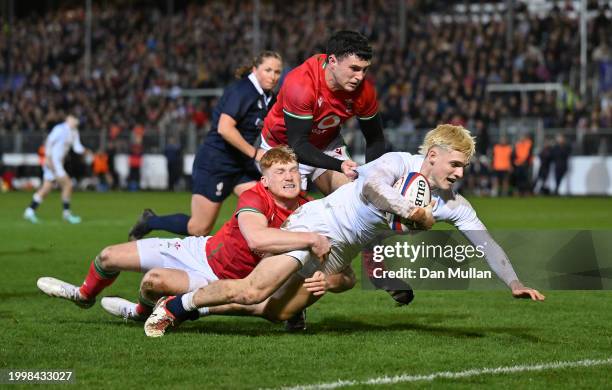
[140,270,166,295]
[187,218,212,237]
[98,246,115,269]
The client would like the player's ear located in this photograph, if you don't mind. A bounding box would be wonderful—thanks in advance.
[427,148,437,164]
[328,54,337,67]
[261,175,269,188]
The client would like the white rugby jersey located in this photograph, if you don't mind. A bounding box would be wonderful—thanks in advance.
[302,152,518,285]
[45,121,85,162]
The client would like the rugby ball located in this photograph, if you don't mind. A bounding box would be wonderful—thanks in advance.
[386,172,431,232]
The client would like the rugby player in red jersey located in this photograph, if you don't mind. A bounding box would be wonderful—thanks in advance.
[36,147,338,322]
[260,31,417,305]
[258,30,386,195]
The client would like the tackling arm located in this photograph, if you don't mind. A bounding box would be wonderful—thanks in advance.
[238,211,329,259]
[285,113,344,171]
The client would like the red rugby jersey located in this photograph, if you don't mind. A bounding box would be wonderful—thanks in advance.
[261,54,378,149]
[206,182,310,280]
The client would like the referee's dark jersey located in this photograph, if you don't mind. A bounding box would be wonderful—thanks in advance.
[200,76,274,160]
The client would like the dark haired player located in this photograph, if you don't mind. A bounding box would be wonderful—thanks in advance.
[259,30,386,195]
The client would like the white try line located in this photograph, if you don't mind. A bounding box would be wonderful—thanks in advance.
[273,357,612,390]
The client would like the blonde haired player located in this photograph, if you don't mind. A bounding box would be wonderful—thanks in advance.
[146,124,545,337]
[24,115,89,224]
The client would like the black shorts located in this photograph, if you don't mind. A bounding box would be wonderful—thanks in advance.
[192,147,260,202]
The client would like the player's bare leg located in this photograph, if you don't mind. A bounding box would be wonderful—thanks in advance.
[56,175,81,223]
[37,242,142,309]
[204,273,319,321]
[145,254,300,337]
[24,180,54,223]
[188,194,222,236]
[313,170,351,195]
[102,268,191,322]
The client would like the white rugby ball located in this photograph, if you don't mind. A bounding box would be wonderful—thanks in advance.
[386,172,431,232]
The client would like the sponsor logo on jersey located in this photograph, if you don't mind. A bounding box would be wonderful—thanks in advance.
[344,99,354,113]
[317,97,324,107]
[316,114,341,130]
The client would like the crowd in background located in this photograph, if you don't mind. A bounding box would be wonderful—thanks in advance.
[1,1,612,195]
[1,1,611,135]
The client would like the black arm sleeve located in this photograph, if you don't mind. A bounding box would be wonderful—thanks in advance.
[285,113,343,172]
[358,114,386,162]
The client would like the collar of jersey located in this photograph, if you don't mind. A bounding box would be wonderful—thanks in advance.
[248,72,272,106]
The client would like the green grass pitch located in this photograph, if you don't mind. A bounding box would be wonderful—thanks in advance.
[1,192,611,388]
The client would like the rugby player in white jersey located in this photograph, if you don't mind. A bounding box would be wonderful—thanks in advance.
[23,115,89,224]
[145,124,545,337]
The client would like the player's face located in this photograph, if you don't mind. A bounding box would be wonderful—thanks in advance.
[253,57,283,91]
[426,147,468,190]
[262,161,301,200]
[328,54,370,92]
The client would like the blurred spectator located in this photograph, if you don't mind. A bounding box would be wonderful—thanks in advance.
[533,137,553,194]
[1,1,609,134]
[491,136,512,196]
[106,140,119,189]
[92,148,112,191]
[164,136,183,191]
[551,133,571,195]
[512,133,534,196]
[128,142,143,191]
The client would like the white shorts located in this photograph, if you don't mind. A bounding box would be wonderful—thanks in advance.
[137,236,219,291]
[42,156,67,181]
[282,200,356,277]
[258,136,350,190]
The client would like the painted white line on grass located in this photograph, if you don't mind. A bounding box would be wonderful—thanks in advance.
[274,357,612,390]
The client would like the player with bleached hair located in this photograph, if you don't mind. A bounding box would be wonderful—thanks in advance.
[145,124,545,337]
[24,115,89,224]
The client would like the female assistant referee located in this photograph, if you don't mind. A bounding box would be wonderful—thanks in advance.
[129,51,283,239]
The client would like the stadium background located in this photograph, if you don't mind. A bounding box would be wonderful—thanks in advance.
[1,0,612,388]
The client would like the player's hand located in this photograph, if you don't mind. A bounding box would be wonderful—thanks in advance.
[254,148,266,162]
[310,233,331,262]
[510,281,546,301]
[304,271,328,296]
[408,200,436,230]
[341,160,359,181]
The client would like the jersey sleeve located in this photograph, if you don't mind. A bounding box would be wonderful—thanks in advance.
[355,80,378,120]
[281,71,315,120]
[45,126,62,151]
[436,194,519,286]
[72,130,85,154]
[235,189,269,217]
[436,194,486,231]
[219,83,250,121]
[360,152,415,219]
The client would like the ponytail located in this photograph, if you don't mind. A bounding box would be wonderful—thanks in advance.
[234,50,282,79]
